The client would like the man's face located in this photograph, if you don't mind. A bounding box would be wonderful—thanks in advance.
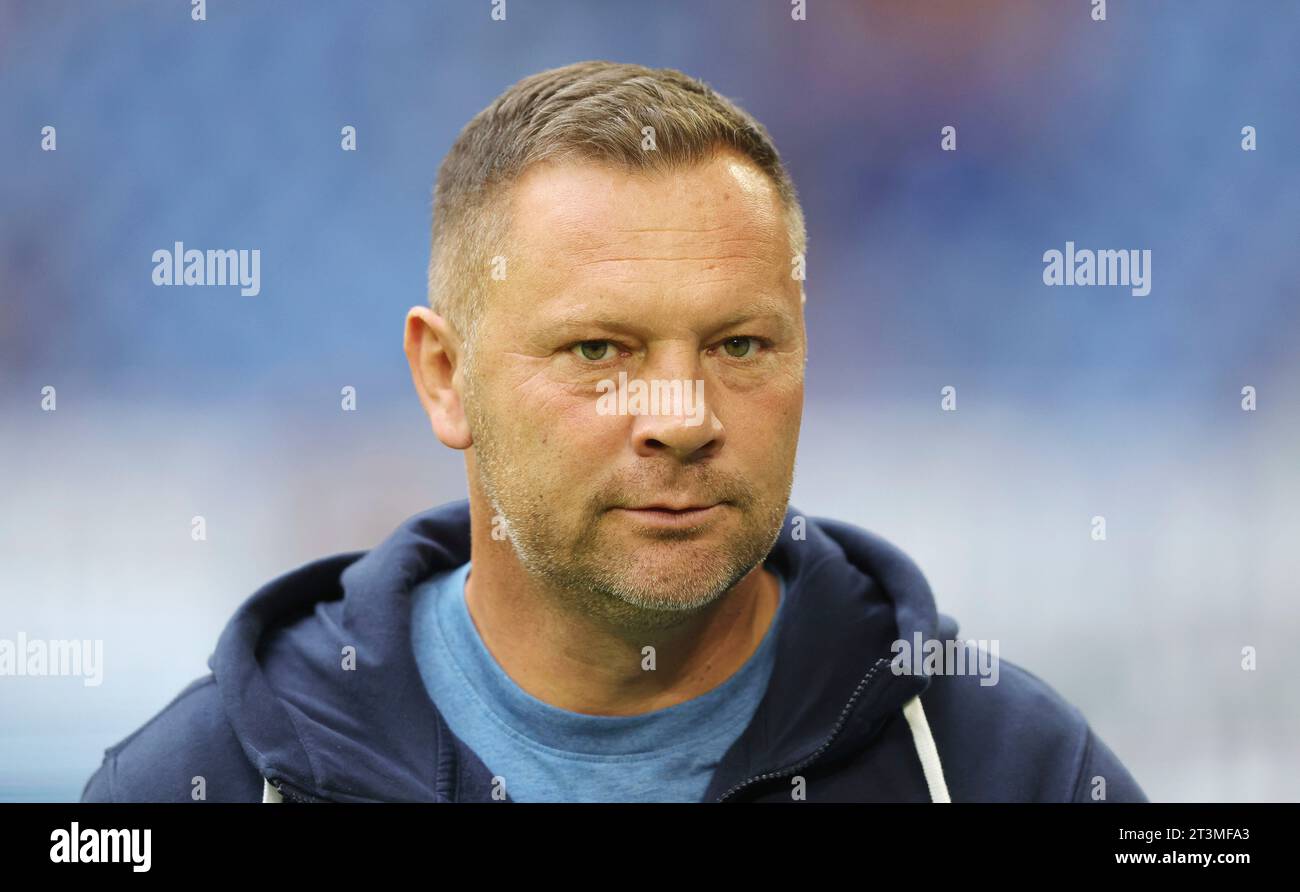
[464,150,805,620]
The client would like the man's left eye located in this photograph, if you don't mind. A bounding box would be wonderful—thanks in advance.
[574,340,614,361]
[721,336,757,358]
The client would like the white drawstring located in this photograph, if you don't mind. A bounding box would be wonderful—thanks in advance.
[902,693,951,802]
[262,778,283,803]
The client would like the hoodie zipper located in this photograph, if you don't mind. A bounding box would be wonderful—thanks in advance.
[268,777,325,803]
[715,655,892,802]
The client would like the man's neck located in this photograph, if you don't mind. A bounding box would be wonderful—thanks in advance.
[461,518,781,717]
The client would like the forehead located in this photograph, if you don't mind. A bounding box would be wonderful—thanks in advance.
[504,151,790,267]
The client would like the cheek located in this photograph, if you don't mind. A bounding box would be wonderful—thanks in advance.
[723,387,802,492]
[725,379,802,443]
[503,378,626,466]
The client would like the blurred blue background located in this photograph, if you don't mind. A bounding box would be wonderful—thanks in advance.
[2,0,1297,801]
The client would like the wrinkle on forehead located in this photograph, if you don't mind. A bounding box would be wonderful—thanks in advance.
[506,151,787,260]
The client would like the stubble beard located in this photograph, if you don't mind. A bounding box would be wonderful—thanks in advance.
[465,380,793,632]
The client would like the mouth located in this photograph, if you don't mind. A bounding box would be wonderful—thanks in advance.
[612,502,726,529]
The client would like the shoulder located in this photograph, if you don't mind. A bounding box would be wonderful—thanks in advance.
[80,674,262,802]
[920,655,1148,802]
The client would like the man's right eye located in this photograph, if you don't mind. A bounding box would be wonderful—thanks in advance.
[573,340,614,362]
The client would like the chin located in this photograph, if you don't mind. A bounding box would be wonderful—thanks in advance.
[612,552,746,599]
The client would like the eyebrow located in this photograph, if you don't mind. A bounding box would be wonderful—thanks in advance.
[540,295,796,339]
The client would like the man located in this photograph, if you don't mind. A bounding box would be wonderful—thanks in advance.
[82,61,1146,803]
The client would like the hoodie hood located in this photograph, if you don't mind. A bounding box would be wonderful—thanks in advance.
[210,499,958,803]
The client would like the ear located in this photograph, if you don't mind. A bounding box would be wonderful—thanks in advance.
[404,306,473,450]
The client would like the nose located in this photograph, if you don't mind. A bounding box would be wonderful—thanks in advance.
[628,363,725,462]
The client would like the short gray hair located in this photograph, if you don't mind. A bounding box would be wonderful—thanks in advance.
[426,60,807,355]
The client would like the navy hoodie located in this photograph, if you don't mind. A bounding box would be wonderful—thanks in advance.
[80,500,1148,803]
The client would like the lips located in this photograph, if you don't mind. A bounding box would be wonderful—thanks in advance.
[611,502,726,529]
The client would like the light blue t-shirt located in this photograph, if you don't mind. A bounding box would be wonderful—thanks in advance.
[409,561,786,802]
